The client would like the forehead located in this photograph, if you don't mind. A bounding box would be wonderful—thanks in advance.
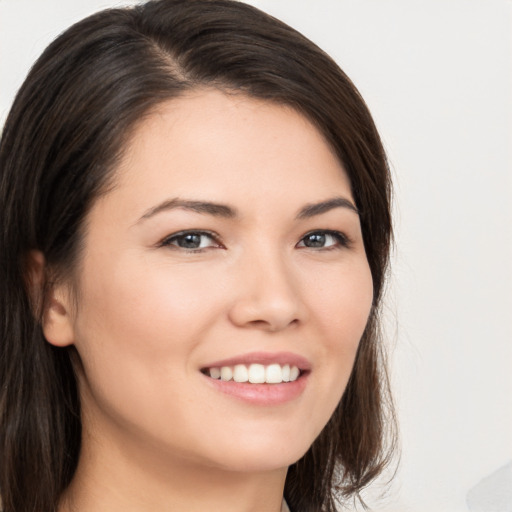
[104,89,352,219]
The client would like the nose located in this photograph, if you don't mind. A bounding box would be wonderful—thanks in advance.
[227,250,306,332]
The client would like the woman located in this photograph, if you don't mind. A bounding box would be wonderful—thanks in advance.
[0,1,395,511]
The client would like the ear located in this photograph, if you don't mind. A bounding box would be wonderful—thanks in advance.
[25,250,75,347]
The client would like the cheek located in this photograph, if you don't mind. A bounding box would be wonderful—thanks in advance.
[71,254,239,427]
[307,260,373,393]
[309,260,373,344]
[70,256,229,437]
[75,256,225,356]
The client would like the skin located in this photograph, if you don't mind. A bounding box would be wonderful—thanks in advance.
[42,89,374,512]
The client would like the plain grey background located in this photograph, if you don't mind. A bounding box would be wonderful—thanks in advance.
[1,1,511,510]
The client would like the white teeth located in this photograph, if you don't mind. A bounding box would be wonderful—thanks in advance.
[207,363,302,384]
[248,364,266,384]
[220,366,233,381]
[209,367,221,380]
[265,364,283,384]
[233,364,249,383]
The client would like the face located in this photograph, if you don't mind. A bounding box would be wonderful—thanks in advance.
[58,89,373,473]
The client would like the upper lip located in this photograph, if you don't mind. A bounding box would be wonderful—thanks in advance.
[201,351,312,371]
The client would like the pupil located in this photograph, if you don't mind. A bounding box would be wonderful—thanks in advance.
[180,234,201,248]
[306,233,325,247]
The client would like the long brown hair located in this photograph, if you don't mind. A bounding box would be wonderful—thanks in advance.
[0,1,395,511]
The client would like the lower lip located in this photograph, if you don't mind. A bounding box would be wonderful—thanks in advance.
[202,373,309,405]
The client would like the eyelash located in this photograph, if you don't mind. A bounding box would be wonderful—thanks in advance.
[160,230,223,252]
[159,229,352,252]
[297,230,352,250]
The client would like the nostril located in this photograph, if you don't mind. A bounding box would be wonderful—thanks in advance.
[246,317,299,332]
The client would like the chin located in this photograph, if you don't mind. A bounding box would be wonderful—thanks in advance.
[198,431,314,473]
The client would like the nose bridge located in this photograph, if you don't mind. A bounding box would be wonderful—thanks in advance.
[228,243,304,331]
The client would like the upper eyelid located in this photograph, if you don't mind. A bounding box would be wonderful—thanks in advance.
[297,229,351,246]
[300,228,349,239]
[159,228,351,247]
[160,230,222,246]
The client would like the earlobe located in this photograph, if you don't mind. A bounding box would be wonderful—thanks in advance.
[25,250,75,347]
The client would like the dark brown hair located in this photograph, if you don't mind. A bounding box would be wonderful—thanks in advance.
[0,1,395,511]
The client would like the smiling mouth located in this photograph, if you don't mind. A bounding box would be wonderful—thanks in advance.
[201,363,305,384]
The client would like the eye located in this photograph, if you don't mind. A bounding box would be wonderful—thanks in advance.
[160,230,222,251]
[297,230,350,250]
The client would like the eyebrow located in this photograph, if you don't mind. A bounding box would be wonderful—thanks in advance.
[139,198,237,222]
[297,196,359,218]
[137,195,359,223]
